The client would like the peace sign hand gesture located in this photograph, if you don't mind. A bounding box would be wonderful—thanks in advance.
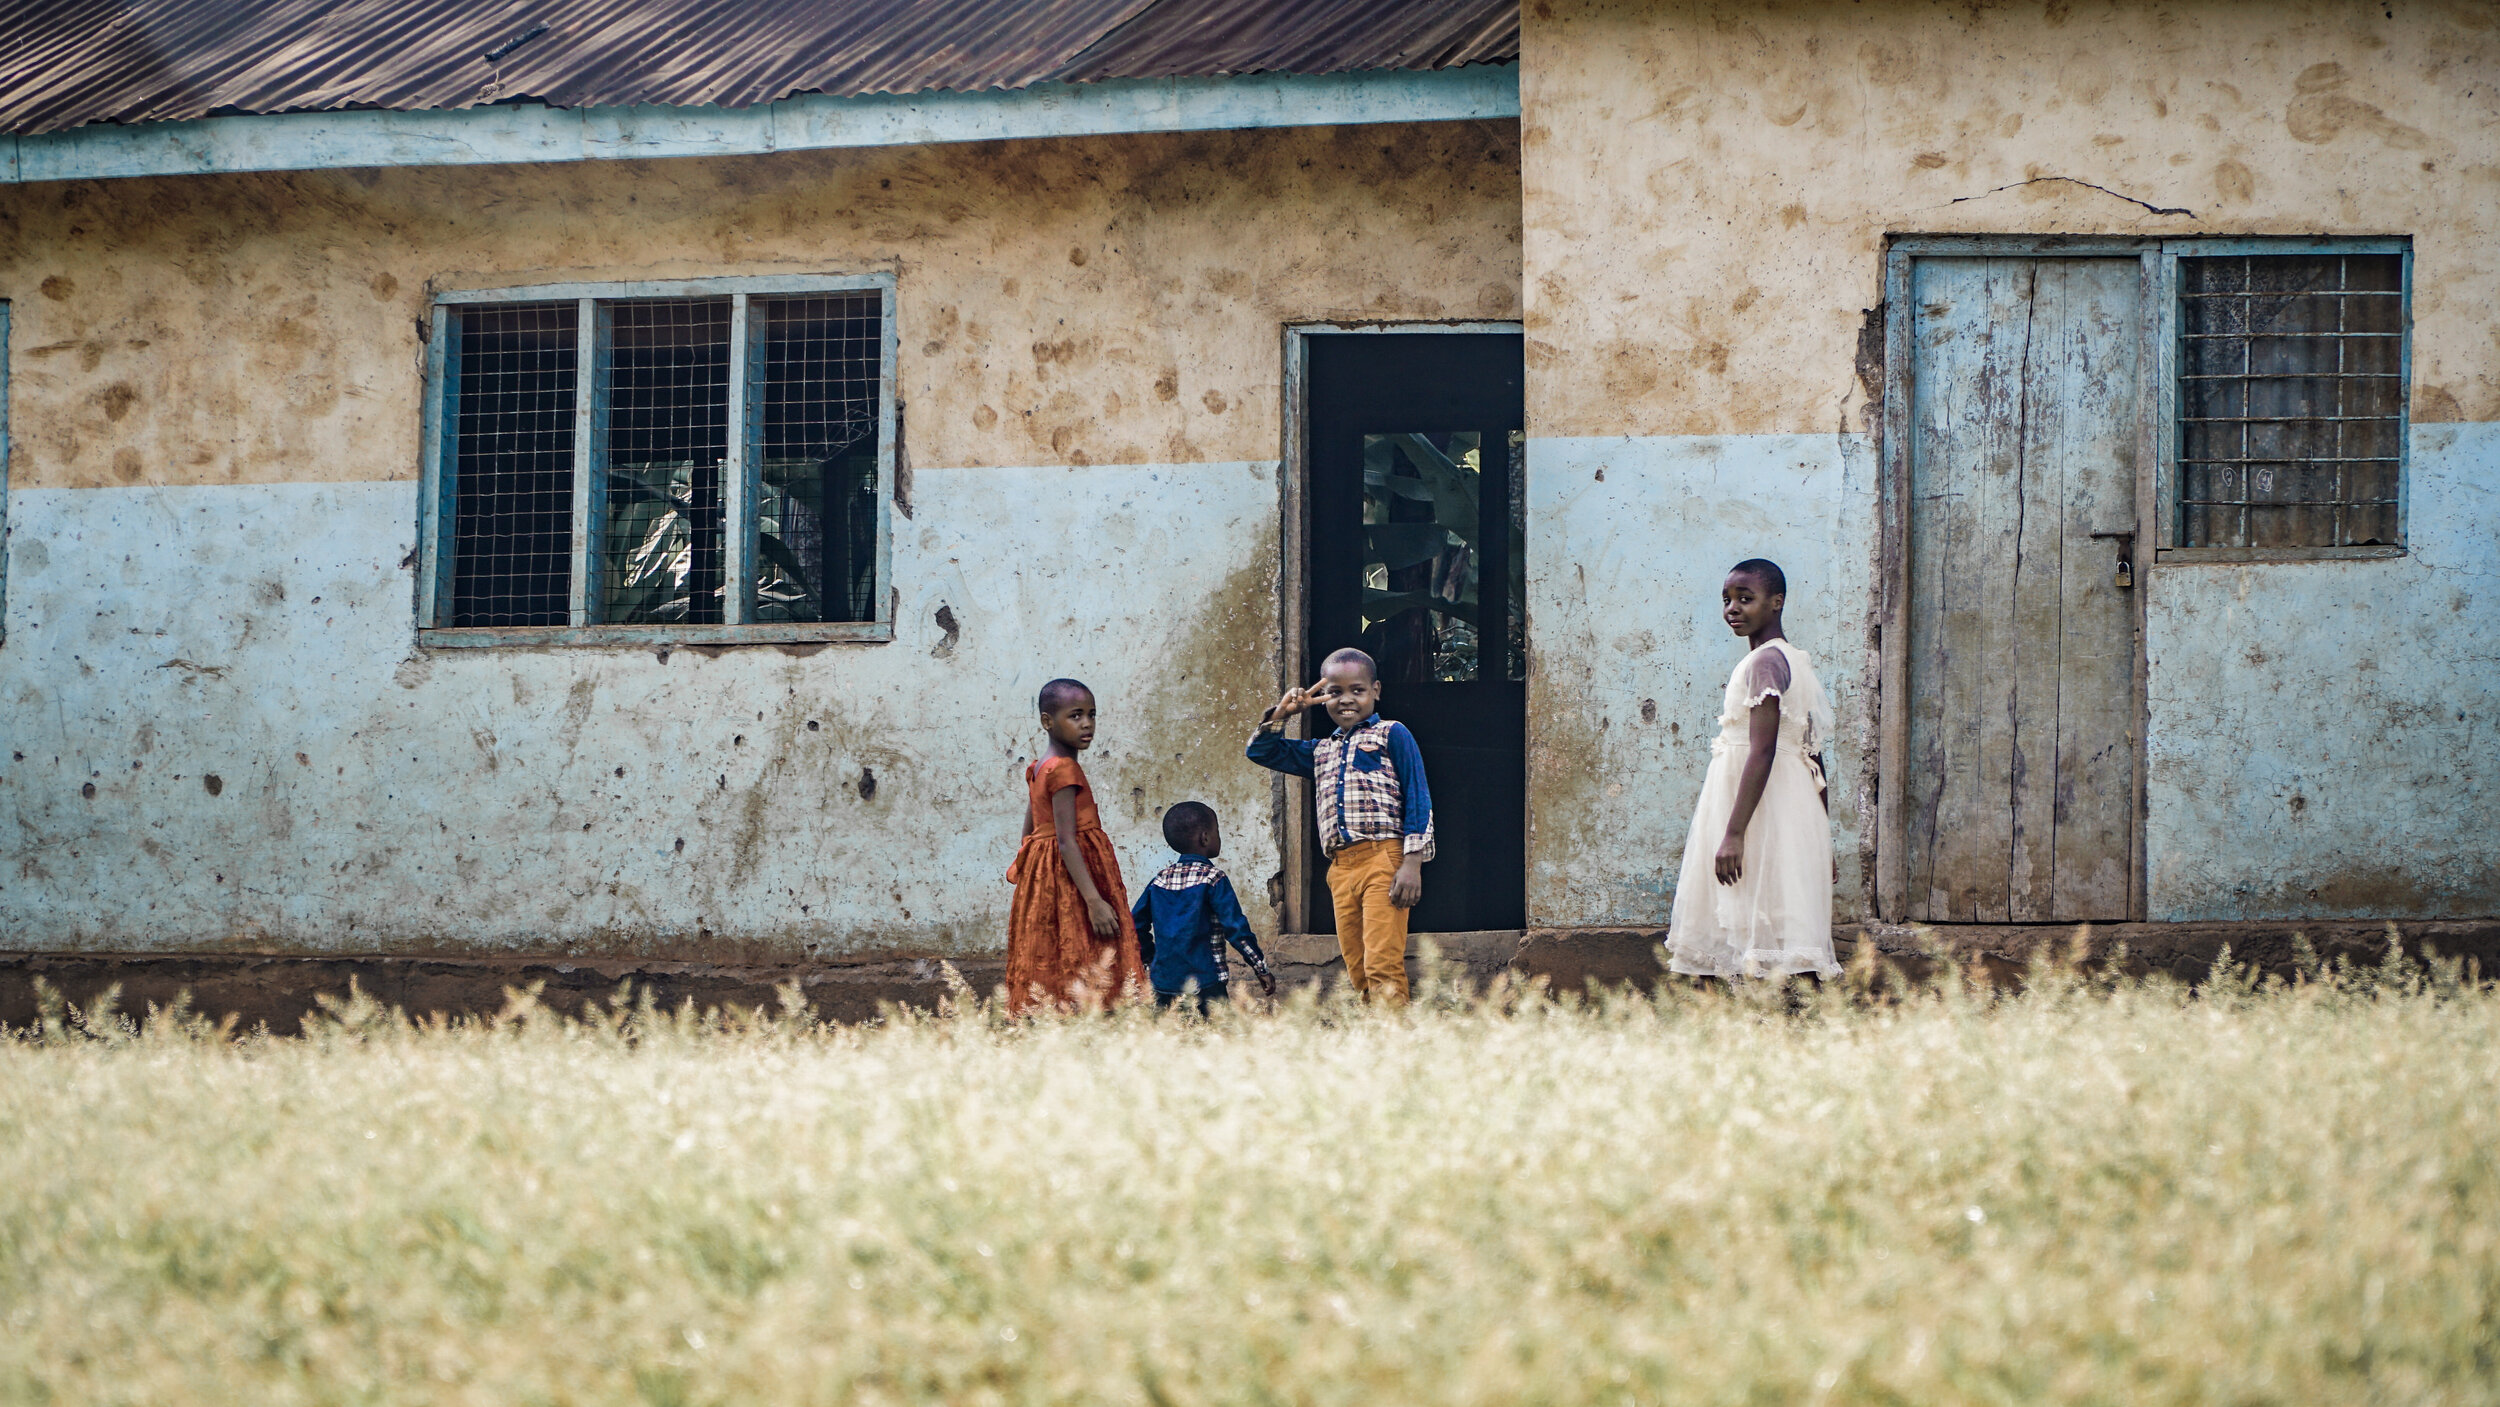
[1269,678,1331,720]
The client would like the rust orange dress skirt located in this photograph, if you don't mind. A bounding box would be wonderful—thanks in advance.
[1004,755,1146,1014]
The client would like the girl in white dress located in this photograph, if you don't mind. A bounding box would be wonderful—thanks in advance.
[1667,559,1839,980]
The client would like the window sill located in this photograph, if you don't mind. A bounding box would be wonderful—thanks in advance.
[420,621,894,650]
[2153,545,2407,565]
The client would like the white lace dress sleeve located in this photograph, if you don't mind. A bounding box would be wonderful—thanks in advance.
[1739,646,1792,711]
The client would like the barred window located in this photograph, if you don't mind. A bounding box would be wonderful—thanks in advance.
[420,277,894,644]
[448,302,576,627]
[2175,250,2406,551]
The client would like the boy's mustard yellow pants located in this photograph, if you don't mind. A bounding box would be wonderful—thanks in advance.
[1325,838,1410,1005]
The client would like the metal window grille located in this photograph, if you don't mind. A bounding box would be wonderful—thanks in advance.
[448,303,577,627]
[428,278,892,641]
[2178,253,2404,548]
[598,299,733,625]
[755,293,884,623]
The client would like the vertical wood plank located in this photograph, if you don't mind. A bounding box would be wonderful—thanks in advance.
[1904,259,1954,918]
[721,293,754,627]
[1935,259,2002,920]
[2049,259,2142,918]
[1909,258,2029,922]
[0,302,11,643]
[1875,251,1917,920]
[1907,259,2009,920]
[567,297,604,627]
[2131,253,2163,919]
[874,279,898,628]
[1904,256,2141,924]
[2007,261,2066,922]
[1963,258,2032,923]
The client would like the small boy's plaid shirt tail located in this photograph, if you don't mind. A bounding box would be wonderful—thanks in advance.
[1130,857,1271,997]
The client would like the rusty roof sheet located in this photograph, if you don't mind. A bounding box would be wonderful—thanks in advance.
[0,0,1519,136]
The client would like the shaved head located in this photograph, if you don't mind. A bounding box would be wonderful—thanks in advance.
[1322,647,1378,683]
[1729,558,1787,597]
[1161,801,1218,854]
[1037,677,1092,714]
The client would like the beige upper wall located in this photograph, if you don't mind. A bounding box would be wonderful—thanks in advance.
[1522,0,2499,438]
[0,122,1522,489]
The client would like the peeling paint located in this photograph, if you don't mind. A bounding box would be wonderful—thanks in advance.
[0,466,1285,957]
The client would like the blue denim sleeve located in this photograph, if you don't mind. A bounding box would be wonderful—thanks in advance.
[1246,729,1317,777]
[1209,875,1267,969]
[1130,885,1156,968]
[1386,722,1432,837]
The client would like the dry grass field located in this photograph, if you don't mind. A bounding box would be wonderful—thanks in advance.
[2,952,2495,1406]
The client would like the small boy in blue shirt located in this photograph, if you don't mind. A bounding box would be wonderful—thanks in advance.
[1131,801,1276,1012]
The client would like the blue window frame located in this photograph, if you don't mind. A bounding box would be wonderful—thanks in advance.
[418,274,898,646]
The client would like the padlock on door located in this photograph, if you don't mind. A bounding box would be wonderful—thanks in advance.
[2089,529,2136,590]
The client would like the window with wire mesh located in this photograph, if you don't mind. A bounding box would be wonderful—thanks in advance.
[599,300,733,624]
[754,293,884,622]
[2178,253,2405,549]
[448,303,577,627]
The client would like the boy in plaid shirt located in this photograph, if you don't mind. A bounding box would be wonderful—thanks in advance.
[1131,801,1276,1013]
[1246,647,1434,1004]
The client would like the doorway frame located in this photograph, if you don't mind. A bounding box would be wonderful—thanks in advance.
[1276,319,1524,933]
[1874,236,2159,924]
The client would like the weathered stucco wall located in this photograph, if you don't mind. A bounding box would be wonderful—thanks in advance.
[3,121,1522,489]
[2144,421,2499,921]
[1521,0,2499,927]
[0,123,1524,956]
[1527,433,1878,925]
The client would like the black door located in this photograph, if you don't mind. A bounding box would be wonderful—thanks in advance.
[1304,332,1525,933]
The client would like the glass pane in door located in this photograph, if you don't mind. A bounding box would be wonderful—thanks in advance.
[1357,430,1527,685]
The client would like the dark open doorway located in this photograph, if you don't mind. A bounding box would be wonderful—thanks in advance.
[1298,329,1526,934]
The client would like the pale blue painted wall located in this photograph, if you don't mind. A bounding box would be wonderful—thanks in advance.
[1527,433,1879,926]
[2144,420,2500,921]
[0,465,1284,955]
[1525,424,2500,929]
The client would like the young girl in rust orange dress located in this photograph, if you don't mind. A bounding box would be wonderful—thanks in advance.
[1004,678,1147,1013]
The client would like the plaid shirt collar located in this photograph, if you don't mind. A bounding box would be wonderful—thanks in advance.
[1329,712,1385,738]
[1151,855,1223,890]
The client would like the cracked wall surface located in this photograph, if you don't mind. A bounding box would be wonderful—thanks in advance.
[0,124,1524,957]
[1520,0,2499,926]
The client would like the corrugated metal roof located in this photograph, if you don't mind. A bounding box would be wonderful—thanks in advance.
[0,0,1518,136]
[1056,0,1517,85]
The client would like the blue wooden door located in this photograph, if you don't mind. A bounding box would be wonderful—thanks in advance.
[1903,257,2142,922]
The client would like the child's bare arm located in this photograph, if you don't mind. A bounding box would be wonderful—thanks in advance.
[1050,785,1119,938]
[1715,699,1781,885]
